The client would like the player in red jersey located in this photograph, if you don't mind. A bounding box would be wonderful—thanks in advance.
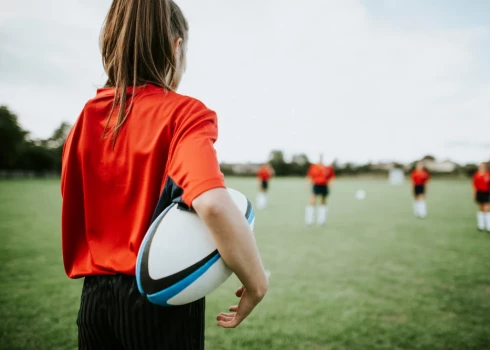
[473,162,490,232]
[256,163,275,209]
[61,1,268,348]
[410,161,430,218]
[305,154,335,226]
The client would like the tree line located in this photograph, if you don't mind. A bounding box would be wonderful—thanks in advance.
[0,105,70,176]
[221,151,480,178]
[0,105,481,178]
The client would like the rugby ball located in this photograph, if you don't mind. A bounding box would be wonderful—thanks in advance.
[355,189,366,200]
[136,188,255,306]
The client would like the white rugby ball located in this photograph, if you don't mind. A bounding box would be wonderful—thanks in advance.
[136,188,255,306]
[355,189,366,200]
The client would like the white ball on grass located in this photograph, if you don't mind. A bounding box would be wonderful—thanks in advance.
[355,189,366,200]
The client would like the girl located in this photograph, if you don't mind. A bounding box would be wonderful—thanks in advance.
[256,163,274,209]
[305,154,335,226]
[410,161,430,218]
[473,162,490,232]
[61,1,268,349]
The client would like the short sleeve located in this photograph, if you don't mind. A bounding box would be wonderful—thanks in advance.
[167,100,225,207]
[60,127,76,197]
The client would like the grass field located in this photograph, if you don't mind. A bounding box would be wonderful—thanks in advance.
[1,178,490,350]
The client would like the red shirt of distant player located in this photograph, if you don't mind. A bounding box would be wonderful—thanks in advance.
[61,84,225,279]
[410,169,430,185]
[257,165,273,181]
[307,164,335,185]
[473,171,490,192]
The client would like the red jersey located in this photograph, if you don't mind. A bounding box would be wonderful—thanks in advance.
[257,165,273,181]
[307,164,335,185]
[61,84,225,279]
[473,171,490,192]
[411,169,430,185]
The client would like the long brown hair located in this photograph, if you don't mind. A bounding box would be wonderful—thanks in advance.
[100,0,188,144]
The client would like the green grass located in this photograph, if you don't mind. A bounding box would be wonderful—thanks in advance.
[1,178,490,350]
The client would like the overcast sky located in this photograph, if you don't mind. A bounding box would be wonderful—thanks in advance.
[1,0,489,164]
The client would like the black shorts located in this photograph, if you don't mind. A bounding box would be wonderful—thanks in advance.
[261,180,269,190]
[313,184,329,197]
[77,274,204,350]
[414,184,425,196]
[476,191,490,204]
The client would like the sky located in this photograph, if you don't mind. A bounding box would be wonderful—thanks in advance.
[0,0,489,165]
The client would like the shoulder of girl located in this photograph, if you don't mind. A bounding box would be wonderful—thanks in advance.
[170,92,212,110]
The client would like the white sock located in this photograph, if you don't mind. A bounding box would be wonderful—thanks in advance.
[317,205,328,225]
[256,193,267,209]
[477,212,485,230]
[305,205,314,226]
[414,201,423,217]
[413,202,419,217]
[485,212,490,231]
[421,200,427,217]
[416,200,426,218]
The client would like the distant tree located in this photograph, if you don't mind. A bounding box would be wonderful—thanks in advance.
[289,153,310,176]
[219,163,234,176]
[357,162,373,173]
[0,106,28,170]
[421,155,436,161]
[47,121,72,172]
[291,154,309,166]
[0,108,71,175]
[268,150,289,176]
[47,122,72,149]
[16,142,56,174]
[460,163,478,177]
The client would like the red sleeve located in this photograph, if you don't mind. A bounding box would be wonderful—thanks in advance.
[60,127,76,197]
[307,165,314,177]
[167,101,225,207]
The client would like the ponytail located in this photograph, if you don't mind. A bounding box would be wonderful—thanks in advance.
[100,0,188,145]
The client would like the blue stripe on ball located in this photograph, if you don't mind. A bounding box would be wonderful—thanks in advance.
[146,252,221,306]
[247,206,255,225]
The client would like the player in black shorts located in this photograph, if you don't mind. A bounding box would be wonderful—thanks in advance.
[305,156,335,226]
[410,161,430,218]
[256,163,274,209]
[473,162,490,231]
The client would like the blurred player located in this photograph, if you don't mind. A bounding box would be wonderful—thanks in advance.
[410,161,430,218]
[305,154,335,226]
[256,163,275,209]
[473,162,490,232]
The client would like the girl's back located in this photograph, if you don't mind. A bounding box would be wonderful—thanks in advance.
[61,1,268,348]
[62,85,223,278]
